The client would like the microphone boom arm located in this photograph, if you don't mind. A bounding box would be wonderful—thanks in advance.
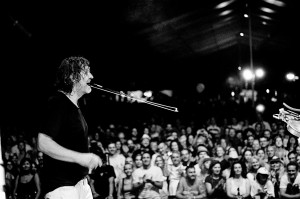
[89,83,179,112]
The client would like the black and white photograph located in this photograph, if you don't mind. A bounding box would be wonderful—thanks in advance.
[1,1,300,199]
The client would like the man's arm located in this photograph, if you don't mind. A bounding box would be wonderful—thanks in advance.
[280,188,300,199]
[176,178,188,199]
[37,132,102,170]
[146,179,163,189]
[106,176,115,199]
[195,179,207,199]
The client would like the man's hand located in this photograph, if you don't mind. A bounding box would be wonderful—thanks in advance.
[79,153,102,172]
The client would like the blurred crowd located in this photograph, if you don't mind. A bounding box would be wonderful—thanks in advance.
[2,111,300,199]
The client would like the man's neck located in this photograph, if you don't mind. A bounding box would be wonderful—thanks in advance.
[187,177,195,185]
[143,164,151,170]
[61,90,80,107]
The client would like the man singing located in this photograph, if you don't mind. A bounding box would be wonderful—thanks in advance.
[38,56,102,199]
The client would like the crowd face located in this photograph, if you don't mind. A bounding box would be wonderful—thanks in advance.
[228,129,236,138]
[171,132,178,140]
[198,151,208,160]
[256,173,268,185]
[127,140,135,150]
[244,151,253,162]
[150,141,158,152]
[247,136,254,146]
[134,155,143,168]
[287,165,297,179]
[171,153,181,166]
[296,146,300,156]
[288,153,296,163]
[131,128,138,137]
[22,160,31,172]
[233,163,242,176]
[270,162,280,171]
[116,141,122,151]
[186,167,196,180]
[142,153,151,167]
[216,146,225,157]
[141,138,150,148]
[220,139,227,149]
[108,143,117,155]
[267,146,275,158]
[94,132,100,141]
[125,157,133,165]
[155,156,164,168]
[124,164,133,177]
[256,149,265,159]
[118,132,126,144]
[6,161,13,171]
[188,134,194,145]
[263,130,271,139]
[252,140,260,151]
[181,149,190,162]
[171,142,179,152]
[18,142,25,151]
[251,158,260,170]
[204,160,211,170]
[212,163,221,175]
[275,137,283,148]
[296,156,300,167]
[259,137,268,148]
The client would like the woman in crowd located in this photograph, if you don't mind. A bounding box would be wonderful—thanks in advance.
[117,163,136,199]
[187,134,195,154]
[226,161,250,199]
[256,148,269,168]
[133,153,143,170]
[246,156,261,182]
[13,157,41,199]
[205,161,226,199]
[286,135,298,152]
[251,139,261,157]
[274,136,289,165]
[154,155,169,199]
[4,159,17,199]
[214,146,229,171]
[240,149,253,173]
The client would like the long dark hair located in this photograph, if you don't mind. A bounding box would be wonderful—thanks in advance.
[208,160,222,176]
[54,56,90,94]
[19,157,34,175]
[229,161,247,178]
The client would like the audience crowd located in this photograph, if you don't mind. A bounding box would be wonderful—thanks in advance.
[2,111,300,199]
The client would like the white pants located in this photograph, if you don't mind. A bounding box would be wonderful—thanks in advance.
[45,178,93,199]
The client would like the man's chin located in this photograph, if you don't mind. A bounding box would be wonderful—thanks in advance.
[86,86,92,93]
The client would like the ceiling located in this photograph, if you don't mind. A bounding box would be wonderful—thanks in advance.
[1,0,300,126]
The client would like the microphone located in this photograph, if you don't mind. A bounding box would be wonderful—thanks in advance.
[89,83,102,88]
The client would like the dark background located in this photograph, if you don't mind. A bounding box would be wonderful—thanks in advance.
[1,0,300,133]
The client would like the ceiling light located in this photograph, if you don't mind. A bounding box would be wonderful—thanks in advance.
[263,0,285,7]
[261,7,275,13]
[259,15,272,20]
[219,10,232,16]
[215,0,235,9]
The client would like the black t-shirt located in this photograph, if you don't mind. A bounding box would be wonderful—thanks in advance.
[40,92,89,194]
[90,165,116,197]
[205,175,226,199]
